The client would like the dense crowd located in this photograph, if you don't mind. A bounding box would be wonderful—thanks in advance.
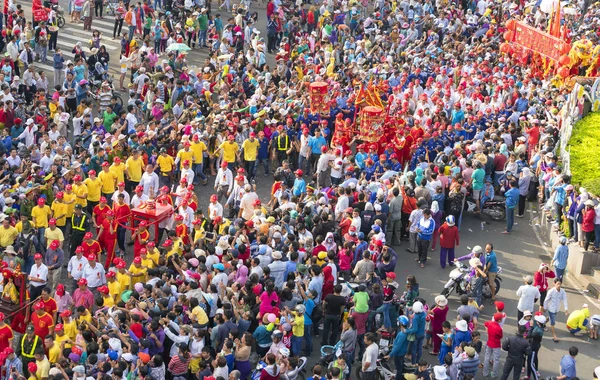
[0,0,598,378]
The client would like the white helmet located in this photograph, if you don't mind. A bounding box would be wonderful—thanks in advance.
[413,301,424,313]
[295,304,306,314]
[279,348,290,357]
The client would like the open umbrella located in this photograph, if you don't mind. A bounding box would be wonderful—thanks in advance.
[166,43,191,52]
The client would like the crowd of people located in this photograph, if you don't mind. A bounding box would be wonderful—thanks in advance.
[0,0,597,378]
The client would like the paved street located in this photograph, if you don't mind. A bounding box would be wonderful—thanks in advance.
[18,2,600,378]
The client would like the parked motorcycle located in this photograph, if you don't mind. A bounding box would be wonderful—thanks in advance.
[465,196,506,221]
[441,261,502,299]
[51,4,66,28]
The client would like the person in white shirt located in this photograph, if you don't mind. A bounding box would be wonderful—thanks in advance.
[239,184,258,220]
[516,275,541,320]
[140,164,160,197]
[179,160,195,185]
[214,163,233,202]
[29,253,48,300]
[81,254,106,289]
[543,279,568,342]
[111,184,131,205]
[17,119,38,147]
[208,194,223,221]
[131,185,149,208]
[39,149,54,172]
[178,202,195,229]
[67,247,89,291]
[125,105,138,131]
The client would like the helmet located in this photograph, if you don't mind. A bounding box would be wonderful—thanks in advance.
[413,301,424,313]
[445,215,455,225]
[279,348,290,357]
[295,304,306,314]
[271,330,283,339]
[282,323,292,332]
[398,315,409,326]
[79,79,88,86]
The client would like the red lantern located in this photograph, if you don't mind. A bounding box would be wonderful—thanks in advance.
[500,43,512,54]
[558,55,571,67]
[559,43,571,55]
[557,66,570,78]
[504,31,514,41]
[506,19,516,30]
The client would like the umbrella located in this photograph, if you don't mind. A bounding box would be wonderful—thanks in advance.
[380,170,399,180]
[166,43,191,52]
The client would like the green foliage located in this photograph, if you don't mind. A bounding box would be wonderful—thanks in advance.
[567,113,600,195]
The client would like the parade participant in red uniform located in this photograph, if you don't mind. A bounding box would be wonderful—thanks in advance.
[92,197,111,234]
[156,186,173,206]
[132,221,150,258]
[98,210,118,268]
[174,215,190,245]
[0,312,13,353]
[31,301,54,341]
[81,232,102,262]
[40,288,58,322]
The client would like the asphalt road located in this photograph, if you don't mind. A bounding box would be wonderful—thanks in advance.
[19,2,600,377]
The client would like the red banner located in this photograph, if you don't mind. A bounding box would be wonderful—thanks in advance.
[508,21,564,61]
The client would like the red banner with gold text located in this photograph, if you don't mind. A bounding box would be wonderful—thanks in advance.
[507,21,564,61]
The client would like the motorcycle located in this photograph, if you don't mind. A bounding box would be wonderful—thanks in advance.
[441,261,502,299]
[465,195,506,221]
[51,4,66,28]
[88,76,124,107]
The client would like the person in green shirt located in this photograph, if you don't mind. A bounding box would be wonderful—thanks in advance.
[103,105,118,131]
[353,284,369,313]
[471,161,486,212]
[198,9,209,47]
[143,15,152,38]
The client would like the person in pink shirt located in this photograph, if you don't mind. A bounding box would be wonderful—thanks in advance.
[72,278,94,310]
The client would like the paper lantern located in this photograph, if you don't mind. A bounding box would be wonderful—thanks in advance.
[500,43,513,54]
[506,19,516,30]
[359,106,385,142]
[559,43,571,55]
[309,82,329,116]
[504,31,514,41]
[557,66,570,78]
[558,55,571,66]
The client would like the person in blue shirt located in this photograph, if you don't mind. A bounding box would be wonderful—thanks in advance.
[417,209,435,267]
[292,169,306,198]
[503,181,520,234]
[299,288,317,356]
[389,154,402,172]
[386,315,410,374]
[405,301,427,365]
[558,346,578,380]
[551,236,569,280]
[485,243,499,299]
[256,132,271,176]
[355,145,367,170]
[451,103,465,126]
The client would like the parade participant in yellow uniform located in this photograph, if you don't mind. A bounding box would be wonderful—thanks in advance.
[53,322,71,349]
[191,219,206,248]
[128,256,147,283]
[50,192,69,232]
[99,162,118,202]
[139,248,155,269]
[59,310,77,340]
[157,148,175,188]
[191,135,208,185]
[83,170,102,214]
[97,286,114,307]
[176,141,195,169]
[72,175,88,208]
[110,157,126,184]
[125,150,145,190]
[241,132,260,180]
[215,134,239,166]
[31,198,51,249]
[106,271,121,301]
[115,258,131,291]
[63,184,77,219]
[145,241,160,266]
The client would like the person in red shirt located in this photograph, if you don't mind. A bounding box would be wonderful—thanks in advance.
[99,210,118,268]
[174,215,189,246]
[483,313,504,378]
[40,288,58,322]
[132,221,150,258]
[81,232,102,262]
[438,215,460,269]
[31,301,54,341]
[0,312,14,353]
[113,193,131,254]
[93,196,111,234]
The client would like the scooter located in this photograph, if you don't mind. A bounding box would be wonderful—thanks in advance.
[465,196,506,221]
[441,261,502,299]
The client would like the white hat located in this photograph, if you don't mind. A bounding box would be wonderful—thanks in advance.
[523,310,532,317]
[25,118,34,125]
[272,251,282,260]
[472,245,483,254]
[534,315,546,324]
[433,366,449,379]
[412,301,423,313]
[456,320,468,332]
[434,295,448,307]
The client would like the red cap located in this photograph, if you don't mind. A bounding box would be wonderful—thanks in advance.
[55,323,64,331]
[98,285,109,294]
[34,253,43,260]
[295,169,303,176]
[210,194,218,202]
[28,363,37,373]
[321,146,328,153]
[183,159,190,166]
[228,135,235,141]
[220,162,228,168]
[89,170,96,176]
[175,215,184,221]
[56,192,64,199]
[73,175,82,181]
[100,196,107,203]
[139,221,148,227]
[249,132,256,137]
[493,312,504,322]
[33,301,45,310]
[192,135,199,141]
[101,161,109,167]
[253,199,262,206]
[385,272,396,280]
[84,232,93,239]
[118,181,125,187]
[78,278,88,286]
[114,157,121,163]
[494,301,505,311]
[60,309,72,318]
[106,271,116,278]
[133,257,142,264]
[49,240,60,250]
[162,239,173,247]
[183,141,191,146]
[106,210,114,216]
[65,184,73,190]
[75,246,84,253]
[37,198,46,205]
[140,248,147,255]
[136,185,144,192]
[88,253,96,261]
[48,218,57,225]
[147,241,155,247]
[245,220,254,228]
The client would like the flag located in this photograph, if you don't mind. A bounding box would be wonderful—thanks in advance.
[549,1,561,37]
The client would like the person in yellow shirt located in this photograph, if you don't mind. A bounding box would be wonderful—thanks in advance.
[83,170,102,214]
[215,135,239,166]
[163,235,183,258]
[145,241,160,266]
[31,198,51,250]
[44,335,61,364]
[176,142,195,170]
[139,248,155,269]
[76,307,93,325]
[110,157,127,184]
[71,176,89,208]
[189,298,209,326]
[0,217,18,248]
[59,310,77,340]
[125,150,145,191]
[99,162,118,203]
[98,286,115,307]
[191,135,208,185]
[128,256,147,283]
[53,323,71,350]
[106,271,122,301]
[115,259,132,291]
[33,350,50,380]
[50,192,69,231]
[242,132,260,181]
[157,148,175,188]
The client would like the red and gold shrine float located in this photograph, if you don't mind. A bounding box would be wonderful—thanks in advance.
[359,106,385,142]
[309,82,329,116]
